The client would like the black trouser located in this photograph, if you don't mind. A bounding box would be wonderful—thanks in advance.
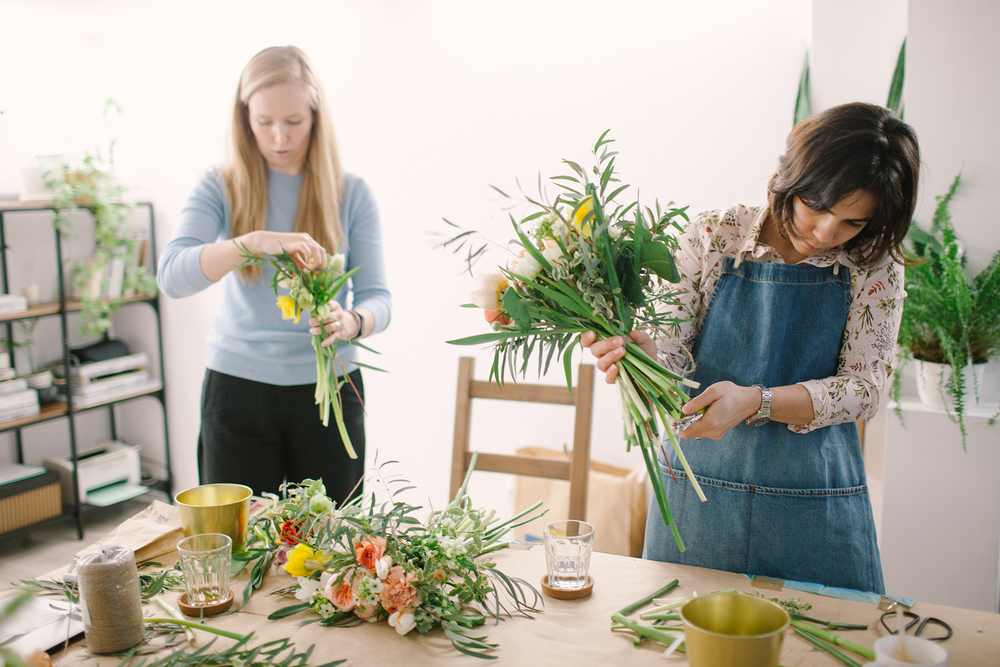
[198,368,365,503]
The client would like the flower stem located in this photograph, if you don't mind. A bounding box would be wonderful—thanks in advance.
[145,617,251,641]
[617,579,680,616]
[793,627,863,667]
[790,620,875,660]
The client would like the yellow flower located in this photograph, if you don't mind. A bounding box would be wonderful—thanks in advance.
[277,295,302,323]
[572,198,594,238]
[284,543,330,577]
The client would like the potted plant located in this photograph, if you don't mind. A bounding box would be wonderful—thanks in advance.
[893,172,1000,448]
[42,153,157,337]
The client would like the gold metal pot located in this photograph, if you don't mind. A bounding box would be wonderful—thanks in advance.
[174,483,252,552]
[681,592,789,667]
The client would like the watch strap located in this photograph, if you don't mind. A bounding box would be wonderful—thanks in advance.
[351,310,365,339]
[747,384,772,427]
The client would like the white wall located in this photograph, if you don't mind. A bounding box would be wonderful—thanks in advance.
[0,0,811,513]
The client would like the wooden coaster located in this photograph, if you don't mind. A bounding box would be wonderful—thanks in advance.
[541,575,594,600]
[178,589,234,617]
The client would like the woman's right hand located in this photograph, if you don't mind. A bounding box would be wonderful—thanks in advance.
[237,231,328,270]
[581,330,656,384]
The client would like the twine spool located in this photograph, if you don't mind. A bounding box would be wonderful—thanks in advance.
[76,546,145,654]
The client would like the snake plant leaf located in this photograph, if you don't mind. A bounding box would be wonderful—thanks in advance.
[887,39,906,118]
[794,51,811,126]
[640,241,681,283]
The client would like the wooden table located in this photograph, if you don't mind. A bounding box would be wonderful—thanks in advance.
[33,546,1000,666]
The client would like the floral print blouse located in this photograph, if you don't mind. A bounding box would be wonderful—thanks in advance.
[656,204,904,433]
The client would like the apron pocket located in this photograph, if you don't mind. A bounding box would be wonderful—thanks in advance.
[747,484,883,593]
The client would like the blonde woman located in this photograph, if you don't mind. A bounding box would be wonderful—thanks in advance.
[159,46,390,500]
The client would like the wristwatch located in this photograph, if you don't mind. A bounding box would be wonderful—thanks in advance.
[746,384,772,427]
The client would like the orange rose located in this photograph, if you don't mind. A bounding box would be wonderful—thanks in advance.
[484,310,510,325]
[354,536,387,570]
[324,572,357,612]
[379,565,421,614]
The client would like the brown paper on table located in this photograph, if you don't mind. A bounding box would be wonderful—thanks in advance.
[76,500,184,563]
[512,446,648,557]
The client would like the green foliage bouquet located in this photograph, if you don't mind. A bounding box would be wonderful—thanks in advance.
[240,459,543,659]
[441,134,704,552]
[239,246,382,459]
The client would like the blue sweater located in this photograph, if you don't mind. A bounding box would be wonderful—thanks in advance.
[158,168,391,385]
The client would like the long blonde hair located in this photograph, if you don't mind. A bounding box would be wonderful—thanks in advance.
[224,45,344,281]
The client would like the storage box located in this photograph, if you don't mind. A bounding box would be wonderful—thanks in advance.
[0,470,62,534]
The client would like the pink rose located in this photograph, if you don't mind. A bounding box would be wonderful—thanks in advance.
[354,536,388,570]
[354,599,380,620]
[379,565,421,614]
[324,572,357,612]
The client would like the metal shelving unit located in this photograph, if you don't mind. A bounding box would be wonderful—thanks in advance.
[0,201,171,539]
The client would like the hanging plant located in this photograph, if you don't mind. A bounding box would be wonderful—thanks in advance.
[42,153,157,337]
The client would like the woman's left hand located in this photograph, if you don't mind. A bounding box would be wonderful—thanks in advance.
[309,302,360,346]
[677,381,762,439]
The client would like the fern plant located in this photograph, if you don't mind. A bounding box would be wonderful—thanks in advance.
[894,172,1000,447]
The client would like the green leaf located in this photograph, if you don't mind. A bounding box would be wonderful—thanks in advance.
[794,51,811,126]
[640,241,681,282]
[887,38,906,117]
[267,603,313,620]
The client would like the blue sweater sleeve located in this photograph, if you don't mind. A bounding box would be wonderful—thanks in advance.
[157,169,228,298]
[343,176,391,333]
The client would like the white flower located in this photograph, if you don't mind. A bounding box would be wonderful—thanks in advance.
[295,576,323,602]
[389,609,417,635]
[375,554,392,579]
[509,249,541,281]
[469,272,509,310]
[329,253,346,273]
[541,239,564,265]
[551,220,567,237]
[609,225,622,240]
[278,278,293,289]
[438,536,466,559]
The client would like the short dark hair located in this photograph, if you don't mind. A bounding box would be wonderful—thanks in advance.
[768,102,920,267]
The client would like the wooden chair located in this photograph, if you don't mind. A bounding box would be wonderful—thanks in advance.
[450,356,595,520]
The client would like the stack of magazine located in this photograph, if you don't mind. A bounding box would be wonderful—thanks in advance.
[53,352,160,408]
[0,378,40,422]
[0,294,28,315]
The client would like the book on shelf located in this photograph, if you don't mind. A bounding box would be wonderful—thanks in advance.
[0,294,28,314]
[53,352,148,384]
[122,231,149,299]
[0,388,40,410]
[0,378,29,396]
[59,369,151,397]
[56,377,161,409]
[0,368,15,382]
[0,401,40,423]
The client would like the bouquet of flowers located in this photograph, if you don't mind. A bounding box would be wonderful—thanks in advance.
[239,246,382,459]
[440,133,705,552]
[239,458,543,659]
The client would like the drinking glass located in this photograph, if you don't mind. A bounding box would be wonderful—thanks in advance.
[543,520,594,591]
[177,533,232,606]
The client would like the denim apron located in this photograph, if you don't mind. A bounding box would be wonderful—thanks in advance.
[644,254,885,594]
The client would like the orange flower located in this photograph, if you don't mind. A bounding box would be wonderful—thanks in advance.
[325,572,358,612]
[484,310,510,326]
[379,565,421,614]
[279,519,303,546]
[354,536,387,570]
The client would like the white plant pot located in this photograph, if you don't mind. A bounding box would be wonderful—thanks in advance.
[914,359,987,412]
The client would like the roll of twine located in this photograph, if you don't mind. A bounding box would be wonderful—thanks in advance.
[76,546,145,654]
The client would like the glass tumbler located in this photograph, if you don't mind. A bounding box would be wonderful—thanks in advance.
[543,520,594,591]
[177,533,232,605]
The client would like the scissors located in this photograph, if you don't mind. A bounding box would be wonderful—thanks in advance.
[879,610,953,642]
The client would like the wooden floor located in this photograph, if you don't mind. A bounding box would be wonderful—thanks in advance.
[0,495,164,587]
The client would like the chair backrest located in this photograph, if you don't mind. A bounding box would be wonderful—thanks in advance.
[450,356,595,520]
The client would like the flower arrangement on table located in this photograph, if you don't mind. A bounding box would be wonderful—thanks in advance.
[237,459,543,659]
[439,133,704,552]
[238,245,382,459]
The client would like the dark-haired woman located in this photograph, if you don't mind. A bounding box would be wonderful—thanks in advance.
[582,102,920,593]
